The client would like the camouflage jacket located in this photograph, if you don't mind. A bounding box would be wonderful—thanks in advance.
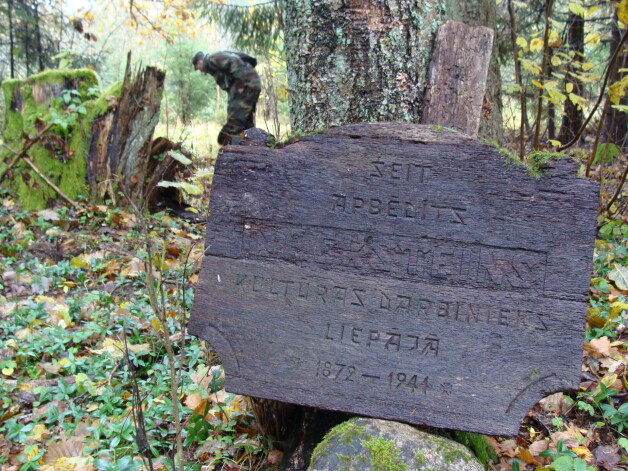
[201,51,261,92]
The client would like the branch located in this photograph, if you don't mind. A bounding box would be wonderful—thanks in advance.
[558,27,628,152]
[0,123,53,183]
[606,160,628,213]
[22,156,81,210]
[533,0,554,150]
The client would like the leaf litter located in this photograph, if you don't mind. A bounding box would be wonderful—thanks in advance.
[0,197,626,471]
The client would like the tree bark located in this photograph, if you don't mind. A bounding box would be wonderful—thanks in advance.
[283,0,501,140]
[604,12,628,149]
[87,53,167,208]
[558,12,584,145]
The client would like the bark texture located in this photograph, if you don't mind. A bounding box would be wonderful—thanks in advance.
[421,21,494,137]
[87,55,167,207]
[282,0,502,140]
[604,13,628,149]
[558,13,584,145]
[282,0,445,132]
[444,0,503,141]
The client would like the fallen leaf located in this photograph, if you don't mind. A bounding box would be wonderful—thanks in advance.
[529,439,549,456]
[571,445,593,460]
[608,263,628,290]
[588,337,611,357]
[266,449,284,465]
[516,448,538,465]
[594,445,620,470]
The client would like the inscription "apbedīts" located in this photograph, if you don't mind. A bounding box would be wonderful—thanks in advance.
[331,193,467,224]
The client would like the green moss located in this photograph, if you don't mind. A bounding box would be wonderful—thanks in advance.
[482,139,569,180]
[310,418,365,464]
[415,451,426,466]
[362,436,407,471]
[447,431,498,469]
[1,69,104,209]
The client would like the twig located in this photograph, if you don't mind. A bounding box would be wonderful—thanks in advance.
[507,0,526,159]
[22,157,81,210]
[126,194,185,471]
[0,123,53,183]
[606,161,628,213]
[558,27,628,152]
[585,99,608,177]
[533,0,554,150]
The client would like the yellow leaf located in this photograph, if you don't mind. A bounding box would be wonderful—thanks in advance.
[530,37,544,52]
[609,75,628,104]
[617,0,628,24]
[548,140,562,147]
[582,62,594,71]
[551,55,562,66]
[587,5,599,17]
[571,445,593,460]
[566,82,574,93]
[531,80,544,89]
[569,2,586,17]
[569,92,586,110]
[516,36,527,49]
[151,317,164,334]
[585,31,600,46]
[548,30,559,44]
[609,301,628,319]
[70,256,89,269]
[27,424,49,442]
[521,59,542,75]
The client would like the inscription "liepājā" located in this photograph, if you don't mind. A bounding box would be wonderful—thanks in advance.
[230,271,549,332]
[239,223,547,294]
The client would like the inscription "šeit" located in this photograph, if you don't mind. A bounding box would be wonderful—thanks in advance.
[369,161,432,183]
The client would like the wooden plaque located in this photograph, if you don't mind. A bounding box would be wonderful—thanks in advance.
[189,123,598,437]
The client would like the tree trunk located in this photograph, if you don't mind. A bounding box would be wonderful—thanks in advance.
[604,12,628,149]
[8,0,15,78]
[33,0,45,72]
[558,12,584,145]
[87,53,168,208]
[283,0,501,140]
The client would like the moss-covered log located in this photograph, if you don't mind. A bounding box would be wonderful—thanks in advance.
[1,69,101,209]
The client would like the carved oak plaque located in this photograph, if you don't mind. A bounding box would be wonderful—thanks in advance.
[189,123,599,437]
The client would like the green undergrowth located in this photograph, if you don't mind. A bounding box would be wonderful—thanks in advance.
[0,197,267,470]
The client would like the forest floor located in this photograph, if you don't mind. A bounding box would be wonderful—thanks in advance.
[0,188,626,471]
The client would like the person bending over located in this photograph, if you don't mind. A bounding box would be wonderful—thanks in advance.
[193,51,261,145]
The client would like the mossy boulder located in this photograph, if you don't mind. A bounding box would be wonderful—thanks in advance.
[308,418,484,471]
[1,69,109,210]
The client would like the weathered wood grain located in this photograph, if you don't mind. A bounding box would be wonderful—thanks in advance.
[189,123,599,437]
[421,21,494,137]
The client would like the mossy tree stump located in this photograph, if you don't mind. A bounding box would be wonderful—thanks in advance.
[1,57,172,210]
[1,69,100,209]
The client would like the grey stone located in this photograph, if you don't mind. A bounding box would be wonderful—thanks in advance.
[308,418,484,471]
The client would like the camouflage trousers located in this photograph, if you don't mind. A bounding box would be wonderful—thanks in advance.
[218,86,261,145]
